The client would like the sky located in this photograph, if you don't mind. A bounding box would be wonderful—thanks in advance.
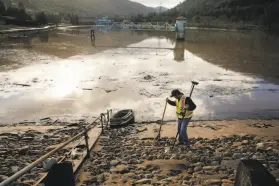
[130,0,182,8]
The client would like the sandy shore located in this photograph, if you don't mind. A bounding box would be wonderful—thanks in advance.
[138,120,279,140]
[77,120,279,186]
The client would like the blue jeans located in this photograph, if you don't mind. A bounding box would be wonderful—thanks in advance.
[177,118,191,143]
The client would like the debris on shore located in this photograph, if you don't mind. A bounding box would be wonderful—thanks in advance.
[77,124,279,186]
[13,83,31,87]
[1,120,279,185]
[0,123,85,185]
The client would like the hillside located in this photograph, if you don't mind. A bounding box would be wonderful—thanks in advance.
[150,0,279,30]
[180,0,279,29]
[177,0,278,21]
[3,0,155,16]
[154,6,168,13]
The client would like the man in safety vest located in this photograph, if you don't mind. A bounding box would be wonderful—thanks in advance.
[166,89,193,145]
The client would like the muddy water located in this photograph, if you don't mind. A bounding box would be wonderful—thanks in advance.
[1,29,279,124]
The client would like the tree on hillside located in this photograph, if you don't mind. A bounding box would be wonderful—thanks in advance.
[113,15,122,22]
[192,15,201,23]
[18,2,25,10]
[18,2,32,21]
[140,0,279,30]
[46,14,62,24]
[5,7,32,20]
[0,0,6,16]
[36,12,48,25]
[68,14,79,25]
[4,1,32,21]
[131,14,145,22]
[75,15,79,25]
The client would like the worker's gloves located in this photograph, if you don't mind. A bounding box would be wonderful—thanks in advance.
[178,112,185,116]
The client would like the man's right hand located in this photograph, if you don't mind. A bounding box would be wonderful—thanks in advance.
[166,98,176,106]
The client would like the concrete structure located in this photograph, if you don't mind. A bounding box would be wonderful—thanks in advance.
[96,16,112,25]
[175,16,187,40]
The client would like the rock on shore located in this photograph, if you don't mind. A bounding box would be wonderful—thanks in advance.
[78,124,279,185]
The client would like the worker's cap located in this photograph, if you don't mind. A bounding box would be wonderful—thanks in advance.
[170,89,181,97]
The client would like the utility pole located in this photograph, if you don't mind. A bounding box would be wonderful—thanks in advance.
[159,2,162,13]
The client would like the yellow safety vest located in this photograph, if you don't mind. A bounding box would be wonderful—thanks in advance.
[176,96,193,119]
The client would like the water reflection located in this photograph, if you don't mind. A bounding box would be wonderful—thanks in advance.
[38,33,49,43]
[1,29,279,123]
[173,41,185,62]
[1,29,279,78]
[71,29,80,36]
[91,39,95,46]
[1,45,279,123]
[51,64,81,98]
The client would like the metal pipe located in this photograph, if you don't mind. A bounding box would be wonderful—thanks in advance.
[0,116,102,186]
[85,115,101,128]
[0,131,84,186]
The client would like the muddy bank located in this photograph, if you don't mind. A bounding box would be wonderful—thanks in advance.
[77,120,279,186]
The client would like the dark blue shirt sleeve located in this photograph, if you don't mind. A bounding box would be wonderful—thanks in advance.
[167,99,176,106]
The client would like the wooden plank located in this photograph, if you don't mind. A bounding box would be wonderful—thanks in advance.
[234,160,278,186]
[34,126,102,186]
[72,127,102,172]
